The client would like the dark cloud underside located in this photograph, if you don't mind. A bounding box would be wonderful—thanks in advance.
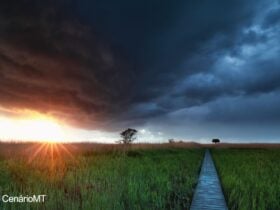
[0,0,279,141]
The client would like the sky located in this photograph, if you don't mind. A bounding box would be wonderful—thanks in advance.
[0,0,280,143]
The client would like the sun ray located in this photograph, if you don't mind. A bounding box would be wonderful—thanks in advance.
[58,143,75,160]
[28,143,47,164]
[25,142,76,175]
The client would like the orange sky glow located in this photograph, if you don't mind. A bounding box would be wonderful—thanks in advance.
[0,109,65,142]
[0,108,118,142]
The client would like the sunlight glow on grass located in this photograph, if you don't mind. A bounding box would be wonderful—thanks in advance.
[27,142,75,169]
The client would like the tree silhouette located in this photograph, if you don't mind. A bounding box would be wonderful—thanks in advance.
[168,139,175,143]
[212,138,220,144]
[118,128,137,144]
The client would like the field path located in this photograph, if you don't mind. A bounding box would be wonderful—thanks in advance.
[190,149,228,210]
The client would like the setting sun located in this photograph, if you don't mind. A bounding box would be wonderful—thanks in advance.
[0,115,65,142]
[0,108,118,143]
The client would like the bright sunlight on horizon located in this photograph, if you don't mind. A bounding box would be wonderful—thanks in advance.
[0,114,65,142]
[0,109,120,143]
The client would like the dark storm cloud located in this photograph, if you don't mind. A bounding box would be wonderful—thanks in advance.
[76,0,268,102]
[142,0,280,122]
[0,0,135,129]
[262,6,280,28]
[149,90,280,142]
[0,0,280,136]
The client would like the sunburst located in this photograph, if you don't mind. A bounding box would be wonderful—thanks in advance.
[27,142,77,173]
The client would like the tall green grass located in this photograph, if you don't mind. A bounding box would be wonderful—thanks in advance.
[0,147,203,210]
[212,149,280,210]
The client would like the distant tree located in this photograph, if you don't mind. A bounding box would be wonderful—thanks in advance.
[212,138,220,144]
[168,139,175,143]
[118,128,137,144]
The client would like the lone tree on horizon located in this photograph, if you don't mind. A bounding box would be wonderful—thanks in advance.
[118,128,137,144]
[212,138,220,144]
[168,139,175,143]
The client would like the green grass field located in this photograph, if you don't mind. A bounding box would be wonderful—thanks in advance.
[212,149,280,210]
[2,144,280,210]
[0,144,203,210]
